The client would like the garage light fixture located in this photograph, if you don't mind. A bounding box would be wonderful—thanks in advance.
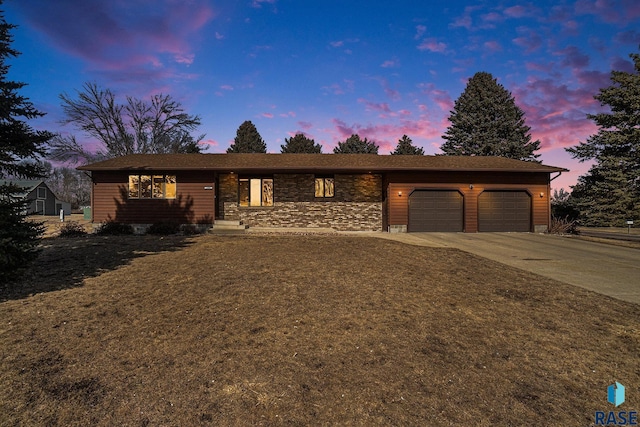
[398,191,402,197]
[539,192,544,198]
[469,184,474,190]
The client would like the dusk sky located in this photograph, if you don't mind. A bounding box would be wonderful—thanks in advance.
[4,0,640,191]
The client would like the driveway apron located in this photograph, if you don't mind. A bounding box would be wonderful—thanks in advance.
[407,233,640,305]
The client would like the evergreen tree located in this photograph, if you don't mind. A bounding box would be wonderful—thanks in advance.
[280,133,322,153]
[333,134,379,154]
[441,71,540,161]
[227,120,267,153]
[570,158,636,226]
[566,50,640,226]
[391,135,424,155]
[0,3,52,283]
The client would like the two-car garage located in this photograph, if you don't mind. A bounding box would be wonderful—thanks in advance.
[408,190,531,232]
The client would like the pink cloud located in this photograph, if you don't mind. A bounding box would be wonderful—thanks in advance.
[481,12,503,27]
[555,46,590,69]
[574,0,640,25]
[381,59,399,68]
[175,53,195,65]
[417,38,447,53]
[449,6,484,30]
[525,61,553,72]
[287,130,316,141]
[220,85,234,91]
[564,20,579,33]
[611,55,636,73]
[329,116,444,155]
[385,87,401,101]
[322,80,354,95]
[13,0,216,86]
[511,74,608,152]
[298,121,313,130]
[513,27,542,53]
[483,40,503,53]
[415,25,427,40]
[330,41,344,48]
[200,138,219,148]
[615,30,640,44]
[373,77,401,101]
[251,0,277,8]
[358,99,392,114]
[503,4,537,18]
[418,83,454,113]
[261,113,274,119]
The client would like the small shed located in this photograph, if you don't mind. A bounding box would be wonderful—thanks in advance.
[3,180,60,215]
[55,199,72,216]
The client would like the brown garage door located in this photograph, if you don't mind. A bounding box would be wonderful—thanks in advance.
[409,190,463,232]
[478,191,531,232]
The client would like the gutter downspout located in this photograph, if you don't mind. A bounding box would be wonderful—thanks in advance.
[548,172,563,231]
[550,171,563,182]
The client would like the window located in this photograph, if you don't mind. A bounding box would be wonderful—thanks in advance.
[37,187,46,199]
[239,178,273,207]
[315,177,334,198]
[128,174,176,199]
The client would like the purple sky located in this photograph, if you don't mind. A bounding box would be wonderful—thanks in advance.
[5,0,640,191]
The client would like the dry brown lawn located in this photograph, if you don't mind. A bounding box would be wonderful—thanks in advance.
[1,234,639,426]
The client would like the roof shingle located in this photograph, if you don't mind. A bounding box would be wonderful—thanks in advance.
[77,153,568,173]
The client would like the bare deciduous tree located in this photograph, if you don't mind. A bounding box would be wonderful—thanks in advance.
[50,82,203,163]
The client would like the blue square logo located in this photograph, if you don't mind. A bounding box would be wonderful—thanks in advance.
[608,382,625,407]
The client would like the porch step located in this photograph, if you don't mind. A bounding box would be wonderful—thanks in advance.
[209,220,248,234]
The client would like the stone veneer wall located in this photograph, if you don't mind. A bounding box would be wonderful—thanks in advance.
[274,173,382,203]
[220,173,383,231]
[217,173,239,218]
[224,201,382,231]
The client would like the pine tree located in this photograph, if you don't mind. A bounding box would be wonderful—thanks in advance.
[570,158,637,226]
[280,133,322,153]
[333,134,379,154]
[0,3,52,283]
[227,120,267,153]
[566,50,640,226]
[441,71,540,161]
[391,135,424,155]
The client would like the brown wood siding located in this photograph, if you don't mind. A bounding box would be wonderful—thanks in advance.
[91,171,215,224]
[386,171,549,186]
[386,171,551,232]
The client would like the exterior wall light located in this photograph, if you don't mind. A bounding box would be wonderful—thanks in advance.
[540,192,544,198]
[469,184,474,189]
[398,191,402,197]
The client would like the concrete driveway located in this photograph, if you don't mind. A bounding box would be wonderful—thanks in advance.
[398,233,640,305]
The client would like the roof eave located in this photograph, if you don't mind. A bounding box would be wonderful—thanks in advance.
[79,165,568,173]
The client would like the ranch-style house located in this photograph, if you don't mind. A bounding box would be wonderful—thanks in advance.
[78,153,567,233]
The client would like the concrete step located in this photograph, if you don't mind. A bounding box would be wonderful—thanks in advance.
[214,220,245,226]
[210,219,248,233]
